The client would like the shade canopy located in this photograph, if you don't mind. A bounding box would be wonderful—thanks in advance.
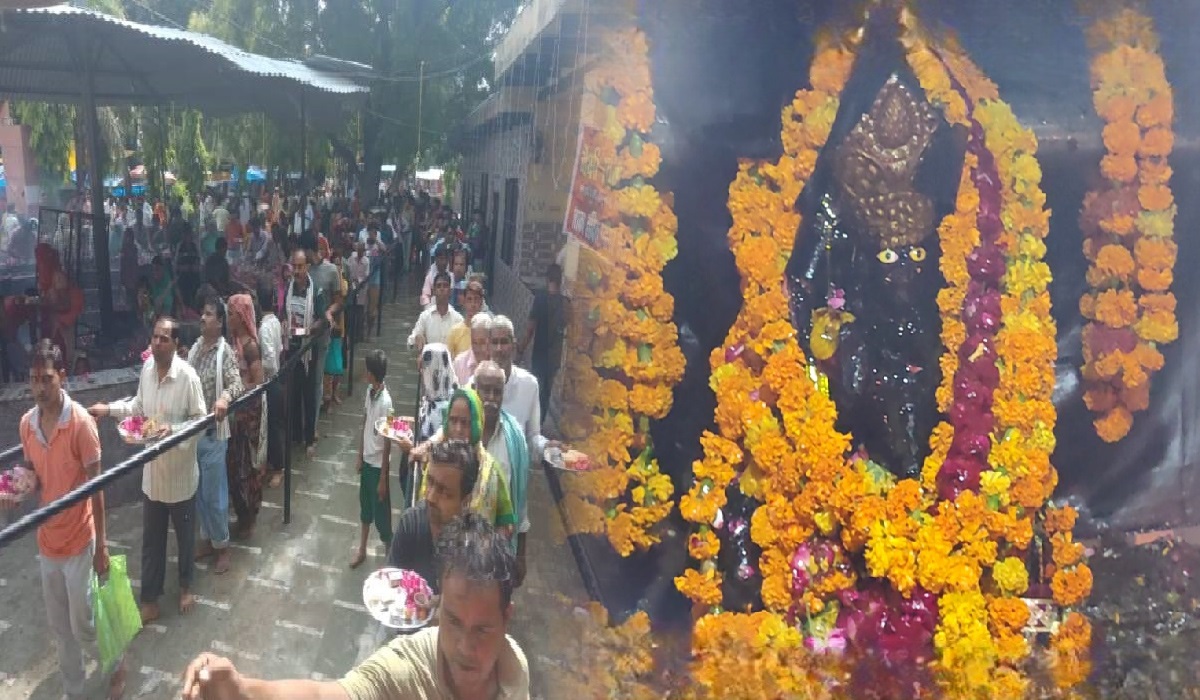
[0,4,369,130]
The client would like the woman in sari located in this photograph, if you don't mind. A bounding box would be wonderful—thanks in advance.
[148,254,175,317]
[226,293,264,539]
[35,244,83,373]
[408,388,515,536]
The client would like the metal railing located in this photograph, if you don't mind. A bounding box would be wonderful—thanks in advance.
[0,271,369,549]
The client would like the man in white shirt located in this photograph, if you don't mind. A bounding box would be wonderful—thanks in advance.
[419,246,451,308]
[485,315,549,464]
[212,198,230,234]
[474,315,554,584]
[257,285,286,489]
[407,272,462,354]
[89,318,208,623]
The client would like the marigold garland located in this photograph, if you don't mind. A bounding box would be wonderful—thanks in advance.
[1079,7,1178,442]
[676,6,1089,696]
[556,27,685,556]
[541,596,664,699]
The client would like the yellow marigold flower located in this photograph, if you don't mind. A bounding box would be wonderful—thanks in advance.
[979,471,1012,501]
[992,557,1030,595]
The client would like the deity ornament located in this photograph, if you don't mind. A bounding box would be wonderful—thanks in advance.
[785,25,966,479]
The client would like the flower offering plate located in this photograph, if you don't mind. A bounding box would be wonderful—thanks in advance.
[118,416,167,445]
[544,447,595,473]
[362,568,436,630]
[0,466,35,505]
[375,416,415,444]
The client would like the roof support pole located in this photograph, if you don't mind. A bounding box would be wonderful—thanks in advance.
[79,37,113,335]
[300,88,308,193]
[156,106,168,199]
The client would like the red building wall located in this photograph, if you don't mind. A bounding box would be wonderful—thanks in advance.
[0,102,41,216]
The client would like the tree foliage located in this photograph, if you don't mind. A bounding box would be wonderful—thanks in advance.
[8,0,521,201]
[9,102,76,184]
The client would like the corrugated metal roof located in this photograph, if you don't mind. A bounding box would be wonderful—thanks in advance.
[0,4,368,129]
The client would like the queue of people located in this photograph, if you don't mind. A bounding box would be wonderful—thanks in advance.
[4,187,556,699]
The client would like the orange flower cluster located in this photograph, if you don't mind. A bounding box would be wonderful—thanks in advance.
[685,612,847,700]
[1079,8,1178,442]
[557,28,685,555]
[677,37,856,624]
[676,8,1084,698]
[542,596,663,699]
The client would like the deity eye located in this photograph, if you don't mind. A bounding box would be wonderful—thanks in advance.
[877,249,899,264]
[908,247,927,262]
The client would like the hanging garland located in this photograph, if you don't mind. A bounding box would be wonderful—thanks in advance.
[1078,7,1177,443]
[556,28,686,556]
[677,5,1088,696]
[542,596,664,698]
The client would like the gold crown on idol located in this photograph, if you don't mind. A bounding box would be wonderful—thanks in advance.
[833,74,939,251]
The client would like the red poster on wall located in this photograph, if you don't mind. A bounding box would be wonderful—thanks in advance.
[562,125,605,248]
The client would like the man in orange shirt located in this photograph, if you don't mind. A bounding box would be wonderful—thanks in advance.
[5,339,126,698]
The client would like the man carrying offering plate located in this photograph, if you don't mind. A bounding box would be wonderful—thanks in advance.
[9,339,127,699]
[388,440,480,594]
[90,317,207,624]
[181,513,530,699]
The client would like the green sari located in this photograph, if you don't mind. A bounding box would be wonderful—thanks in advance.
[420,388,516,529]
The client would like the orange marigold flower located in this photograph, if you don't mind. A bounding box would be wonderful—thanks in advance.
[1099,213,1137,236]
[1095,94,1136,123]
[1051,564,1094,607]
[1138,158,1173,186]
[1136,92,1173,128]
[1121,381,1152,412]
[1092,289,1138,328]
[1044,504,1078,535]
[675,568,723,607]
[1093,243,1136,280]
[1139,127,1174,157]
[689,528,721,561]
[995,631,1030,663]
[1051,532,1087,568]
[1083,386,1118,413]
[1079,293,1097,320]
[988,595,1031,632]
[1139,292,1177,314]
[1095,407,1134,443]
[1138,184,1174,211]
[1100,154,1138,183]
[1133,237,1177,271]
[1102,121,1141,156]
[1137,266,1173,292]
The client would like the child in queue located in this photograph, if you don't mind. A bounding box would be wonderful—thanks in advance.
[351,349,394,569]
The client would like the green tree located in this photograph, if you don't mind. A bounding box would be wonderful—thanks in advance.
[314,0,521,202]
[8,102,76,184]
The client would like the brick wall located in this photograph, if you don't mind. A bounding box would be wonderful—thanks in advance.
[518,221,564,283]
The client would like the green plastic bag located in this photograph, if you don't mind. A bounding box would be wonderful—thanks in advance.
[92,554,142,673]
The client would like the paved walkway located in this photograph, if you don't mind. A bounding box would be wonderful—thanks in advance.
[0,276,587,699]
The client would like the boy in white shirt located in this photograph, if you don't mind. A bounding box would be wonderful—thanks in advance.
[351,349,394,569]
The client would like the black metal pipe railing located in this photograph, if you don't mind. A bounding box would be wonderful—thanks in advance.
[0,274,365,550]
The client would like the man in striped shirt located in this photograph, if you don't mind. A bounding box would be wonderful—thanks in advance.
[90,317,207,623]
